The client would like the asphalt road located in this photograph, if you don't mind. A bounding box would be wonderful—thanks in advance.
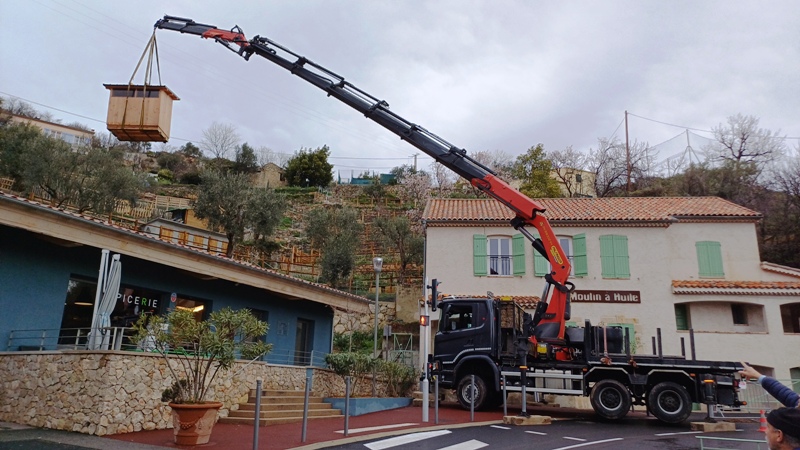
[322,414,766,450]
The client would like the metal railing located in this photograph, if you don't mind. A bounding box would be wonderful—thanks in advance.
[7,328,330,369]
[712,378,800,419]
[696,436,766,450]
[262,349,328,368]
[6,327,139,352]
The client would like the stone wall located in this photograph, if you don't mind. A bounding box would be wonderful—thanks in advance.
[333,301,395,334]
[0,351,383,436]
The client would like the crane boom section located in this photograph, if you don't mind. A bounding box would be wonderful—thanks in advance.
[154,15,573,340]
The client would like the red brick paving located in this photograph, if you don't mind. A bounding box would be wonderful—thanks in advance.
[106,404,509,449]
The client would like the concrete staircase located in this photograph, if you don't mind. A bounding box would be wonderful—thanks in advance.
[219,389,343,425]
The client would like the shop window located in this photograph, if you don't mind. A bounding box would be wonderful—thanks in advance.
[780,302,800,333]
[173,295,209,322]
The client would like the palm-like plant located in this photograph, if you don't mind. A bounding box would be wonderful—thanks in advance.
[133,307,271,404]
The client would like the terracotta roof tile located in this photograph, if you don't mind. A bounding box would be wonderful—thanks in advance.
[422,197,761,223]
[441,294,540,309]
[672,280,800,295]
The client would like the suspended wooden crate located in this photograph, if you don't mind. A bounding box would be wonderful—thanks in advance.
[104,84,179,142]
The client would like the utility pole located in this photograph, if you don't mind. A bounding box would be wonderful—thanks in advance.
[625,110,631,195]
[413,153,418,171]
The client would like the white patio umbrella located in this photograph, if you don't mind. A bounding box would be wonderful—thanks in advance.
[88,253,121,350]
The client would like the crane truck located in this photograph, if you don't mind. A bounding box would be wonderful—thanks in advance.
[153,16,746,424]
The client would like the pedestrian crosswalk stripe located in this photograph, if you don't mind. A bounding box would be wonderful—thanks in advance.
[365,430,452,450]
[436,439,489,450]
[335,423,418,434]
[490,425,510,429]
[525,431,547,435]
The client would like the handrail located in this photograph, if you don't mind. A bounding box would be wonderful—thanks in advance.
[696,435,766,450]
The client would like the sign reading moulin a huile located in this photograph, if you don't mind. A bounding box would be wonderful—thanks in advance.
[573,290,641,304]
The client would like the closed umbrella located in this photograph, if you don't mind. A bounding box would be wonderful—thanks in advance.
[88,254,121,349]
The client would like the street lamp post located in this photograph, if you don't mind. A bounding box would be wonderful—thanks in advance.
[372,257,383,397]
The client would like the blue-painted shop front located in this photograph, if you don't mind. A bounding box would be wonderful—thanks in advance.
[0,224,333,365]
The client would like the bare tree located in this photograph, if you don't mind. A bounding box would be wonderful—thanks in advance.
[201,122,240,160]
[587,138,657,197]
[708,114,787,166]
[470,149,514,179]
[549,146,588,197]
[429,161,455,196]
[256,145,291,168]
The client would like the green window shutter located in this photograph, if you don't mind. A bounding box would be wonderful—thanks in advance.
[599,235,615,278]
[473,234,487,276]
[573,233,588,277]
[613,235,630,278]
[696,241,724,278]
[674,304,689,331]
[512,234,526,276]
[532,232,548,276]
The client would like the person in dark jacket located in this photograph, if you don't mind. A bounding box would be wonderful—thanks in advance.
[740,362,800,408]
[765,407,800,450]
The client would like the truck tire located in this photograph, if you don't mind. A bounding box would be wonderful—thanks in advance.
[456,375,490,410]
[647,382,691,424]
[590,379,631,421]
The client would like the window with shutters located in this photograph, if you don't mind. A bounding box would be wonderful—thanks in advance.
[473,234,525,277]
[533,234,586,277]
[696,241,724,278]
[599,235,630,279]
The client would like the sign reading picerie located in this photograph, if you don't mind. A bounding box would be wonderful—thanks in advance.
[572,290,641,304]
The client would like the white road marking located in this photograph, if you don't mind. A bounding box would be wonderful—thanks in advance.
[436,439,489,450]
[335,423,418,434]
[364,430,452,450]
[563,436,587,441]
[654,431,702,436]
[490,425,511,430]
[551,437,624,450]
[525,431,548,435]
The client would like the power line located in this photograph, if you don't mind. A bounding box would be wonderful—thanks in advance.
[627,112,800,140]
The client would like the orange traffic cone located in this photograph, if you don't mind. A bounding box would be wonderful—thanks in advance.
[758,410,767,433]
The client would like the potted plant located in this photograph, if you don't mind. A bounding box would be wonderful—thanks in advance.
[133,307,271,445]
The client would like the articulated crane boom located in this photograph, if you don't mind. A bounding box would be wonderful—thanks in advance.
[155,15,575,345]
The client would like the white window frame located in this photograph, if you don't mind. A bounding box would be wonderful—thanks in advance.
[488,236,512,276]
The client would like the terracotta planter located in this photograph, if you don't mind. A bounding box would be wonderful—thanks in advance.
[169,402,223,446]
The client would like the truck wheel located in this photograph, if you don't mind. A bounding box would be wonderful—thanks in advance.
[456,375,490,410]
[647,382,691,424]
[590,379,631,421]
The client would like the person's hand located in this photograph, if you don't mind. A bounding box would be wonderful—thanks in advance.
[739,361,762,380]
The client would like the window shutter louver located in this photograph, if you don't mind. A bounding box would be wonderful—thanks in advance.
[473,234,487,276]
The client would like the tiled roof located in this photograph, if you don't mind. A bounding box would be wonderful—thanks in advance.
[0,191,369,305]
[761,262,800,278]
[422,197,761,223]
[672,280,800,295]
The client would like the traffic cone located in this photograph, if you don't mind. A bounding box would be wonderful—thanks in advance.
[758,410,767,433]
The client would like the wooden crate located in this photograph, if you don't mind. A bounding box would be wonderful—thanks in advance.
[499,300,524,329]
[104,84,179,142]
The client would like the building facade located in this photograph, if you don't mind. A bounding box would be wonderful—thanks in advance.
[422,197,800,380]
[7,113,94,147]
[0,192,371,365]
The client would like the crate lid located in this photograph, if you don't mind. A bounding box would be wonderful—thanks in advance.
[103,84,180,101]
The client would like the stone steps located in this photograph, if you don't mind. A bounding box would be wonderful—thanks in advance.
[219,389,342,426]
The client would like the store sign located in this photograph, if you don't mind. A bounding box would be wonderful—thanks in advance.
[117,292,159,307]
[572,290,641,304]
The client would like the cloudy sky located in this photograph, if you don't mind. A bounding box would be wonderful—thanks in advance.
[1,1,798,178]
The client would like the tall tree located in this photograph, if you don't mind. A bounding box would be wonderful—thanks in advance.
[0,121,41,187]
[201,122,240,161]
[587,138,656,197]
[373,215,424,285]
[193,171,287,258]
[305,206,362,288]
[233,142,259,174]
[284,146,334,187]
[509,144,562,198]
[708,114,786,166]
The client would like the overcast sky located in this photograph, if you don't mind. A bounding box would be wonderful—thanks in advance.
[1,1,798,178]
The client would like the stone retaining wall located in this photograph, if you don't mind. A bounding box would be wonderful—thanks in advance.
[0,351,384,436]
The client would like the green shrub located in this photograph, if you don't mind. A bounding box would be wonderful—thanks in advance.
[378,361,418,397]
[325,352,378,396]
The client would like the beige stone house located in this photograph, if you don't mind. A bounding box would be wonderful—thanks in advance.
[7,113,94,147]
[253,162,288,188]
[422,197,800,380]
